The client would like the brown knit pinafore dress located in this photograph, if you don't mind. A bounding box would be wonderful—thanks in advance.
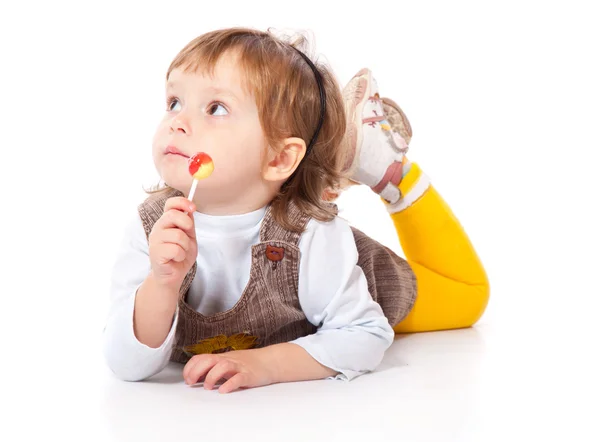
[138,189,417,364]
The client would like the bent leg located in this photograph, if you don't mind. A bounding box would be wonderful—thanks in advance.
[389,162,490,332]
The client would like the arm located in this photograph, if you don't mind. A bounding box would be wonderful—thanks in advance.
[249,342,338,381]
[181,216,393,392]
[290,216,395,381]
[102,213,178,381]
[181,342,337,393]
[134,274,179,348]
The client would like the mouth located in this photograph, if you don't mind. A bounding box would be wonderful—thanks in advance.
[165,145,189,158]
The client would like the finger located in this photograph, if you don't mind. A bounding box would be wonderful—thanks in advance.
[182,354,203,381]
[218,373,249,394]
[203,360,239,390]
[184,355,219,385]
[165,197,196,214]
[182,355,210,385]
[156,209,195,235]
[167,198,197,239]
[159,243,186,263]
[185,213,196,240]
[159,228,191,252]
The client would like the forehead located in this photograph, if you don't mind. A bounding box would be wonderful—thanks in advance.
[167,51,251,99]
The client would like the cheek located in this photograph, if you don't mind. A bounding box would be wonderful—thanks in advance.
[153,120,168,144]
[151,124,168,163]
[151,142,162,170]
[224,144,265,174]
[234,131,269,168]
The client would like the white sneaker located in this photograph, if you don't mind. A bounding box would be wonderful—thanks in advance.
[340,68,410,204]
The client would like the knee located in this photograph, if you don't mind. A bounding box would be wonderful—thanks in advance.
[462,280,490,327]
[393,279,490,333]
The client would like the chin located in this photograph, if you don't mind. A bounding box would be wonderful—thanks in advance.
[158,172,187,193]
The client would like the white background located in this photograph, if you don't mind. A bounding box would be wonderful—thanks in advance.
[1,0,599,441]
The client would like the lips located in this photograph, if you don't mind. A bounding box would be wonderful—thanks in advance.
[165,145,189,158]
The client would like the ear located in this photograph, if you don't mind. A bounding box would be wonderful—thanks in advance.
[262,137,306,182]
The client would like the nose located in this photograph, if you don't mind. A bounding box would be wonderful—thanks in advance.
[170,115,191,134]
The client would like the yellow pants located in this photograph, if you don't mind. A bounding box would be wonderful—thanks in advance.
[389,162,490,333]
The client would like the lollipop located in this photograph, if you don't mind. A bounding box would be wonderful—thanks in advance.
[187,152,214,206]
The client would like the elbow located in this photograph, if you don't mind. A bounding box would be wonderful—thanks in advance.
[107,363,149,382]
[109,370,148,383]
[102,332,154,382]
[103,347,149,382]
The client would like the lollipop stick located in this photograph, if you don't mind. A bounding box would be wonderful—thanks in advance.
[188,178,198,202]
[184,179,198,216]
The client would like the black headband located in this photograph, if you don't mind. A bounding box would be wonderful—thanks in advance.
[291,47,326,157]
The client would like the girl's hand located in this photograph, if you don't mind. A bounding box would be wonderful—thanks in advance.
[182,350,275,394]
[148,197,198,292]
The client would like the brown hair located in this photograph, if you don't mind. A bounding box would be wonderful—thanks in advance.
[150,27,347,232]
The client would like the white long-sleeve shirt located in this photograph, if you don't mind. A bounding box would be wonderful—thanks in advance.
[102,205,394,382]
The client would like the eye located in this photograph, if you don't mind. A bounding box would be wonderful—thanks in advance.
[167,96,181,112]
[208,102,228,116]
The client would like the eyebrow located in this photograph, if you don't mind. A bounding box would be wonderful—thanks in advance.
[166,81,241,102]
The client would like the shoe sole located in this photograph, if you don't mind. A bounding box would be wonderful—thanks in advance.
[381,97,412,145]
[342,68,372,175]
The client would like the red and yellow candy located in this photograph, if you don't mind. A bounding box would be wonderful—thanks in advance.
[188,152,214,180]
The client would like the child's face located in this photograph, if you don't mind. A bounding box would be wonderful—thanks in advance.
[152,51,269,211]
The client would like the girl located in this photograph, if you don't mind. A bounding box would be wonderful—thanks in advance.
[102,27,489,393]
